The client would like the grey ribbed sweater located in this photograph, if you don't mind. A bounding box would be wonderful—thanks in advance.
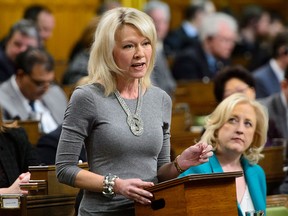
[56,83,172,215]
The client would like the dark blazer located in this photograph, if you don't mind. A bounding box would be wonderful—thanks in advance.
[36,125,87,165]
[259,93,288,139]
[252,63,281,99]
[0,47,16,83]
[151,49,176,97]
[171,44,228,81]
[0,127,40,187]
[164,25,198,56]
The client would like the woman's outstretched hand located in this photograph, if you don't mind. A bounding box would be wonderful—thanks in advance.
[178,141,213,170]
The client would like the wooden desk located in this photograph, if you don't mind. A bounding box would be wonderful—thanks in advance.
[0,163,88,216]
[171,104,193,133]
[170,131,202,160]
[135,171,242,216]
[267,194,288,208]
[173,81,217,116]
[0,194,75,216]
[267,194,288,216]
[3,120,42,146]
[18,120,42,146]
[29,164,85,196]
[258,146,285,195]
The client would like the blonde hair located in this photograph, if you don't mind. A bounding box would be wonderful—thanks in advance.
[88,7,157,96]
[201,93,268,164]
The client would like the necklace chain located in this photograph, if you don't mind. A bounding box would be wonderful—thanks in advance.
[114,82,144,136]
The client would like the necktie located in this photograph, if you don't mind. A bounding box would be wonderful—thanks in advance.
[29,101,35,112]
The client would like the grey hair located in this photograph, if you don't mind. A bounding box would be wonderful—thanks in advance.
[199,12,238,42]
[143,0,171,21]
[7,19,39,43]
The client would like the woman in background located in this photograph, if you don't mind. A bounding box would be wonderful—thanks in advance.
[0,114,40,194]
[180,93,268,215]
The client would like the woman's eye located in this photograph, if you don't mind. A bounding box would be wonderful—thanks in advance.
[245,121,253,127]
[228,117,237,123]
[143,41,151,46]
[123,44,133,49]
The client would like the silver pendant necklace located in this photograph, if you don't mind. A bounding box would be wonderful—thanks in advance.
[114,82,144,136]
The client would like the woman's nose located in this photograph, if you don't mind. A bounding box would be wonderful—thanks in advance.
[134,46,144,58]
[235,123,245,134]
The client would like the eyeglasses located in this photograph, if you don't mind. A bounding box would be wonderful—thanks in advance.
[27,75,54,88]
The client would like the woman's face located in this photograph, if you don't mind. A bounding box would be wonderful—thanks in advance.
[224,78,255,100]
[113,25,152,80]
[217,103,257,155]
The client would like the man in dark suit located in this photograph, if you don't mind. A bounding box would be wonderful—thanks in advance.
[253,31,288,98]
[163,5,205,57]
[23,4,55,47]
[172,12,238,81]
[259,68,288,140]
[0,19,39,83]
[261,69,288,194]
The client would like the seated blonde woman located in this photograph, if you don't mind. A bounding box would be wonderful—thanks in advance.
[179,93,268,216]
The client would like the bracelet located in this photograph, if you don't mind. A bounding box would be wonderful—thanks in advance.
[102,173,119,198]
[174,155,185,173]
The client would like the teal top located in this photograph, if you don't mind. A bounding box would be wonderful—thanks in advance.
[179,154,267,216]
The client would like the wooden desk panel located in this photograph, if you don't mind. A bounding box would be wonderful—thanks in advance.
[29,163,88,196]
[135,172,242,216]
[0,194,75,216]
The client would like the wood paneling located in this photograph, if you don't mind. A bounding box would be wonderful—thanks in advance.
[173,81,217,116]
[0,0,99,82]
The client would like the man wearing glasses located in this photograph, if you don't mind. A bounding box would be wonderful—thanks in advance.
[0,47,67,133]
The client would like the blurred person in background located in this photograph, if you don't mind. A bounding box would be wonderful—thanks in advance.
[0,115,40,194]
[143,0,176,97]
[172,12,238,81]
[232,5,272,71]
[62,17,100,85]
[213,65,283,146]
[0,19,39,83]
[252,31,288,98]
[23,4,55,47]
[163,4,205,58]
[180,93,268,216]
[0,47,67,134]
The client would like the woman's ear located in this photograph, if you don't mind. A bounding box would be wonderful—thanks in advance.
[214,129,218,138]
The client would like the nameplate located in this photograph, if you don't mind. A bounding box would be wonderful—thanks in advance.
[0,194,22,209]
